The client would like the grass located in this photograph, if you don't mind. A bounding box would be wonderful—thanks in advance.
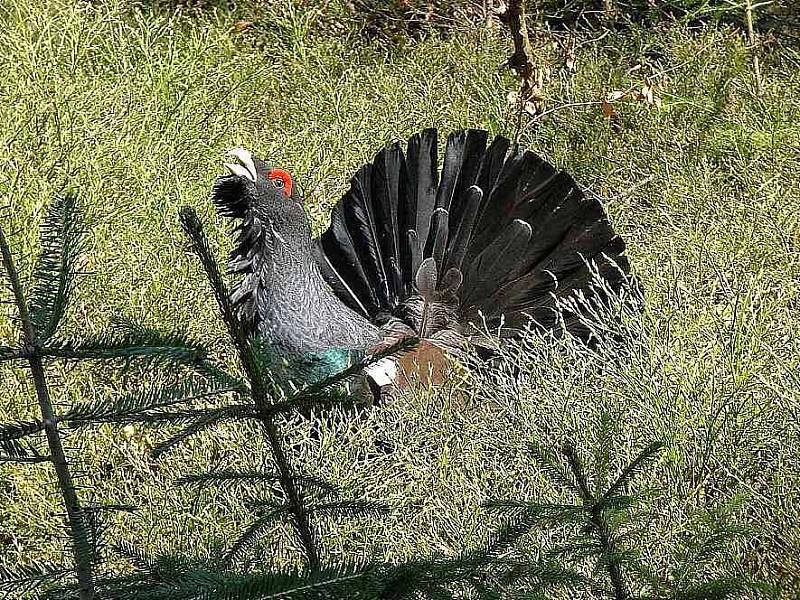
[0,0,799,596]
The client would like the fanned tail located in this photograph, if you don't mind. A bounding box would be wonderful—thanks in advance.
[314,128,636,347]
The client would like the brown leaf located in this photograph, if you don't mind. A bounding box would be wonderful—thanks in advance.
[600,100,623,133]
[234,20,253,33]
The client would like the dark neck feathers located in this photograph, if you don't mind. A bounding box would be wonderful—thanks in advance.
[229,214,379,354]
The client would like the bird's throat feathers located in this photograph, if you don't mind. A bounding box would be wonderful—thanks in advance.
[227,212,317,332]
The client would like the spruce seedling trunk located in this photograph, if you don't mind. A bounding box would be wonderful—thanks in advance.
[178,207,320,572]
[0,223,95,600]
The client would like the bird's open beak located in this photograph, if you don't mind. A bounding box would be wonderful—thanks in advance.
[224,147,258,183]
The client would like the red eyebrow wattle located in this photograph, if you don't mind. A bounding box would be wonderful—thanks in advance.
[268,168,293,197]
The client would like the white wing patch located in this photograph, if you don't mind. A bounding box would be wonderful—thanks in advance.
[364,357,398,387]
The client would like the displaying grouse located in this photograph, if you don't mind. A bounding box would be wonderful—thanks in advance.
[211,128,633,391]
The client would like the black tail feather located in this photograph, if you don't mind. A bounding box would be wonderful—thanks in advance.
[445,185,483,274]
[317,200,378,317]
[435,130,466,213]
[405,128,439,259]
[427,207,450,271]
[348,165,393,309]
[315,128,635,344]
[447,129,488,227]
[463,218,532,306]
[370,144,404,305]
[470,151,553,260]
[475,135,512,205]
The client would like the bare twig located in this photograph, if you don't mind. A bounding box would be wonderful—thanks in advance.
[745,0,764,96]
[517,100,602,138]
[530,100,602,122]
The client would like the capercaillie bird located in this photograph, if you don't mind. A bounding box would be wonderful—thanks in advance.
[211,128,634,396]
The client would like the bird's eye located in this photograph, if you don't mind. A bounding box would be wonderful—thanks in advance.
[267,168,294,198]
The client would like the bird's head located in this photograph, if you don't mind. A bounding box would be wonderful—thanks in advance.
[211,147,307,235]
[210,146,315,326]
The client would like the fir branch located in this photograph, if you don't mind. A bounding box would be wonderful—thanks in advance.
[0,561,71,594]
[496,559,586,592]
[466,511,544,565]
[65,377,247,426]
[596,494,641,513]
[545,540,602,562]
[0,454,51,464]
[81,556,392,600]
[1,438,47,462]
[483,501,586,528]
[291,336,419,402]
[0,345,21,360]
[297,475,340,499]
[176,470,338,498]
[75,404,258,427]
[111,405,256,426]
[562,442,595,505]
[670,510,754,596]
[562,442,627,600]
[0,211,95,600]
[222,506,290,568]
[112,541,156,573]
[593,412,615,497]
[204,563,387,600]
[244,435,315,572]
[150,408,245,459]
[83,504,137,567]
[0,418,46,442]
[485,435,758,599]
[260,337,419,419]
[27,194,83,342]
[529,441,578,493]
[688,522,749,568]
[599,441,664,507]
[194,360,248,390]
[43,318,208,365]
[261,386,359,420]
[176,469,285,488]
[57,549,202,600]
[178,208,252,381]
[674,576,771,599]
[381,553,513,599]
[617,554,667,596]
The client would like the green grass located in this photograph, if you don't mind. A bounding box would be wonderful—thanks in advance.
[1,0,799,596]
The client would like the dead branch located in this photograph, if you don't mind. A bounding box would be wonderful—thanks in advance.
[499,0,535,87]
[745,0,764,96]
[498,0,544,137]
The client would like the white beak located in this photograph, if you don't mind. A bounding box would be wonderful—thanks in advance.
[224,147,258,182]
